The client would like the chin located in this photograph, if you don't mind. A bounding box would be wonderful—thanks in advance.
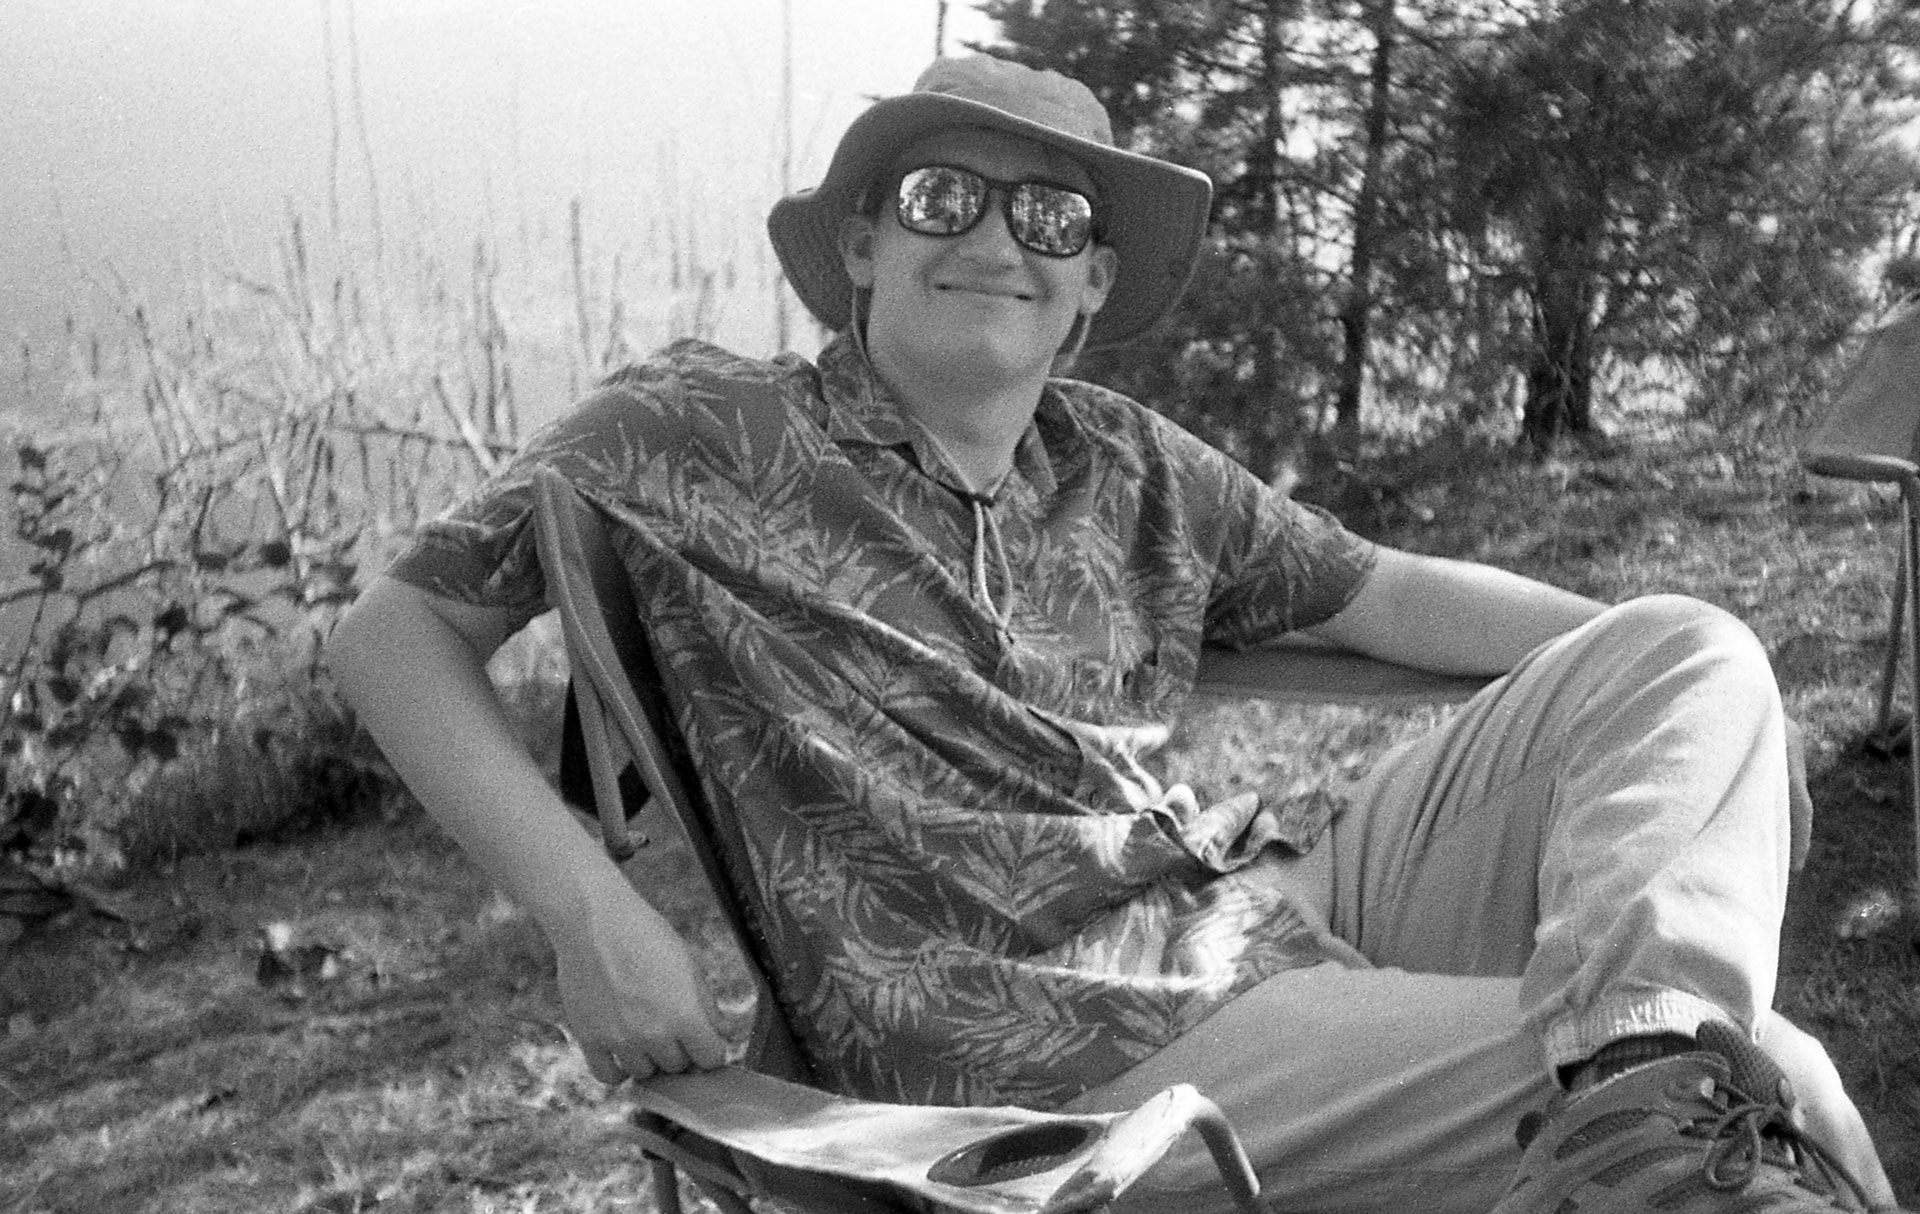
[873,311,1071,385]
[955,340,1058,382]
[950,322,1071,371]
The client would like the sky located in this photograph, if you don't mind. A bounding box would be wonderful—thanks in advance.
[0,0,999,418]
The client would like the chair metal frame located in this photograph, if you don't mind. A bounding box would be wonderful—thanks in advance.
[530,466,1490,1214]
[1801,295,1920,886]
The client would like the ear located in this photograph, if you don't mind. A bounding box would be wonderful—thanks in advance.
[1079,244,1119,315]
[839,215,878,289]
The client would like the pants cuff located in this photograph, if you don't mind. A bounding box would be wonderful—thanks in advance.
[1540,989,1736,1076]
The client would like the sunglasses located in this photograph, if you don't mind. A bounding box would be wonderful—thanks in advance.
[893,164,1100,258]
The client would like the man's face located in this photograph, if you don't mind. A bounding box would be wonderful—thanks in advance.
[839,128,1118,392]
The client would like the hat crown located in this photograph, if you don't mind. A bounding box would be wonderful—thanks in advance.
[912,56,1115,149]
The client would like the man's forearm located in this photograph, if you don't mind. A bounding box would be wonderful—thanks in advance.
[327,577,634,936]
[329,576,730,1079]
[1315,548,1607,677]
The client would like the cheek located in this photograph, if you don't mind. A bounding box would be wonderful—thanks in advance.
[1048,266,1099,315]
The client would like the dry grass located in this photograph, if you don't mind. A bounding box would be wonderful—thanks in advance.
[3,421,1918,1210]
[0,801,740,1214]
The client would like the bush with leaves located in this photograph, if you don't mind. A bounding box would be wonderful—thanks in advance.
[1,433,374,868]
[1,203,674,871]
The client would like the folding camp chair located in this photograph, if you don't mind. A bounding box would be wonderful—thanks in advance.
[529,466,1490,1214]
[1801,295,1920,884]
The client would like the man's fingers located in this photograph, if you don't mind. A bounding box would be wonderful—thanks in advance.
[645,1040,694,1075]
[587,1035,708,1083]
[580,1042,623,1084]
[683,1026,730,1070]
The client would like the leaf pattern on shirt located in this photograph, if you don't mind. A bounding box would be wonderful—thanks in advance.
[389,335,1378,1108]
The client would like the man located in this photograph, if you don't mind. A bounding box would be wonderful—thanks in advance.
[328,55,1904,1213]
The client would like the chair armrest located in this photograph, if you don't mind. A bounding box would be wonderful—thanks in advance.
[1801,451,1920,486]
[1195,639,1490,706]
[629,1067,1260,1214]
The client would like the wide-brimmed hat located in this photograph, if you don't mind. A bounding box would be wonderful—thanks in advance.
[767,54,1213,349]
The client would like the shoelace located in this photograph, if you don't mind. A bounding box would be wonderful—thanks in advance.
[1691,1021,1873,1208]
[1692,1088,1870,1207]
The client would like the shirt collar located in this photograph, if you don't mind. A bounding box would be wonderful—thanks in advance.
[815,334,1087,501]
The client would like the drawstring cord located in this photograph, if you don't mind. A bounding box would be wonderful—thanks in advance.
[963,490,1017,637]
[920,414,1015,636]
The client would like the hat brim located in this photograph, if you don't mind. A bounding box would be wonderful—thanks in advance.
[768,91,1211,350]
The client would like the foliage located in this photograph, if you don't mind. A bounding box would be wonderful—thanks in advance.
[1447,0,1920,447]
[0,427,362,867]
[0,179,712,869]
[979,0,1920,469]
[0,216,542,869]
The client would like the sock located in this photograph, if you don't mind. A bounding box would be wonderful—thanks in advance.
[1563,1032,1697,1092]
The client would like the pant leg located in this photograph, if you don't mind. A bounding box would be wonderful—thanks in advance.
[1065,595,1893,1210]
[1069,963,1545,1214]
[1330,593,1789,1066]
[1067,970,1879,1214]
[1320,593,1890,1203]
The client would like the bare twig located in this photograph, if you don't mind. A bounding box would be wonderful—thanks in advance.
[570,198,595,380]
[334,418,516,458]
[342,0,384,263]
[431,374,503,477]
[0,558,180,611]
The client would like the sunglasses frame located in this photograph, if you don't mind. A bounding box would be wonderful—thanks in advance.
[892,164,1101,259]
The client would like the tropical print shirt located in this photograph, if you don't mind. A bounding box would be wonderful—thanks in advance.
[388,335,1380,1108]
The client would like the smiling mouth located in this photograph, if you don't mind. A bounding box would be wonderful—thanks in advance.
[937,283,1035,302]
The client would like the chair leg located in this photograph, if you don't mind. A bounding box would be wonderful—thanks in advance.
[649,1157,685,1214]
[1877,539,1907,740]
[1903,481,1920,895]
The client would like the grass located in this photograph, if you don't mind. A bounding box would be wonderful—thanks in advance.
[3,419,1919,1211]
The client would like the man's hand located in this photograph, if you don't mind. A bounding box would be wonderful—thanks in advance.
[552,885,732,1084]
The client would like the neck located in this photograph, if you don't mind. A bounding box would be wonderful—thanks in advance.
[868,347,1044,494]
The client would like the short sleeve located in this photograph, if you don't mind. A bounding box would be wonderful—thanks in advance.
[382,467,547,613]
[382,339,802,613]
[382,358,693,612]
[1199,457,1380,647]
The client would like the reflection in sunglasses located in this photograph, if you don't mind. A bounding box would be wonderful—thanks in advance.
[895,165,1097,258]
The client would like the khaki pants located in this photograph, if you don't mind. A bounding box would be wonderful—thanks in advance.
[1067,595,1894,1212]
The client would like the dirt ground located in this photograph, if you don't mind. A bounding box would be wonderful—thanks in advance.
[0,805,719,1214]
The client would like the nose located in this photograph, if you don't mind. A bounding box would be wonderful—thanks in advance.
[953,188,1024,261]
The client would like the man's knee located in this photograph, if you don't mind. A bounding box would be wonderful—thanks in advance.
[1583,594,1774,684]
[1595,593,1758,647]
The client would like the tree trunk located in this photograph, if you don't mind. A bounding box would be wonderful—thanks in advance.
[1333,0,1396,440]
[1522,269,1596,451]
[1521,208,1600,452]
[1252,0,1288,432]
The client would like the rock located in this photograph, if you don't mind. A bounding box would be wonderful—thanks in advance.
[1835,887,1906,940]
[254,921,348,999]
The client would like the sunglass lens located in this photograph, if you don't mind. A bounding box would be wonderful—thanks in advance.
[897,166,986,236]
[1009,185,1094,257]
[894,165,1096,257]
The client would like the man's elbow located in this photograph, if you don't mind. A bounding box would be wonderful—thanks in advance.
[324,582,385,708]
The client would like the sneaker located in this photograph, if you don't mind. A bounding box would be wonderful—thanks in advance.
[1491,1021,1878,1213]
